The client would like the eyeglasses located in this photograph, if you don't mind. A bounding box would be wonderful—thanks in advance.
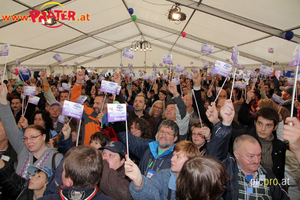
[22,134,42,142]
[158,130,174,137]
[154,106,163,110]
[50,108,62,112]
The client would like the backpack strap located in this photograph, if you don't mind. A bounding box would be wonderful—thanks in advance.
[52,152,59,170]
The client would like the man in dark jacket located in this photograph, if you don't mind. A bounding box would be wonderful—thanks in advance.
[127,93,156,135]
[206,100,289,200]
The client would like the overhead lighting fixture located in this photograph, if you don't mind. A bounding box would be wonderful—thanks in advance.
[131,39,152,52]
[168,4,186,23]
[41,10,57,26]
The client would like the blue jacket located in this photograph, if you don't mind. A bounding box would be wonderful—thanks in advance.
[207,122,289,200]
[116,130,174,176]
[130,169,177,200]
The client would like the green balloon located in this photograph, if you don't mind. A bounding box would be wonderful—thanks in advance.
[132,15,137,21]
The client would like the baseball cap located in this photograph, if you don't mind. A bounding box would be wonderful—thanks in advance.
[50,101,62,109]
[27,166,54,179]
[99,141,126,156]
[281,86,293,96]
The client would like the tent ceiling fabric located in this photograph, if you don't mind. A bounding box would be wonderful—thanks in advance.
[0,0,300,71]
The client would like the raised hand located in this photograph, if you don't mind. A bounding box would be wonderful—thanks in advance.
[206,102,219,125]
[199,126,211,142]
[124,154,143,188]
[220,100,235,126]
[76,69,85,85]
[61,123,71,140]
[40,70,48,85]
[97,111,104,124]
[192,71,201,87]
[168,80,179,97]
[113,72,122,85]
[246,90,255,104]
[18,115,28,129]
[0,84,8,105]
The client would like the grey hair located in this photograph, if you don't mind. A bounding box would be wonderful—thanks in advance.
[157,119,179,138]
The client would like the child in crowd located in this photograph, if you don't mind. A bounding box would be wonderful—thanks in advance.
[90,131,112,149]
[0,158,54,200]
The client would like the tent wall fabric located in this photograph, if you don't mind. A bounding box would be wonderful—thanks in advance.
[0,0,300,79]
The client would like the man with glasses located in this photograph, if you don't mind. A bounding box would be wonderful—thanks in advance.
[48,102,62,128]
[115,119,179,179]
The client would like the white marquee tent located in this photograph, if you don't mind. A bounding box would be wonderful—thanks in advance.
[0,0,300,78]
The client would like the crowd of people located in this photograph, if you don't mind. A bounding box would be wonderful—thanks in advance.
[0,67,300,200]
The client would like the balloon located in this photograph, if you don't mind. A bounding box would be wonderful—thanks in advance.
[18,66,31,81]
[132,15,137,21]
[182,32,186,37]
[285,31,294,40]
[11,68,19,76]
[128,8,134,15]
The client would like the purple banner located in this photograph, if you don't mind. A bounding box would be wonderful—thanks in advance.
[76,95,87,105]
[24,86,36,96]
[62,100,84,120]
[231,44,239,64]
[53,54,63,63]
[122,48,134,59]
[163,54,172,64]
[0,44,10,56]
[14,59,20,67]
[289,45,300,67]
[212,60,232,77]
[100,80,120,95]
[201,44,213,54]
[28,96,40,105]
[259,65,274,77]
[107,104,127,122]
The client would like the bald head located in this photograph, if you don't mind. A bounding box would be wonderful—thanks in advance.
[217,98,226,114]
[183,94,193,108]
[218,89,228,101]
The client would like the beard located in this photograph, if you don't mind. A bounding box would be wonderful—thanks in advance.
[93,107,100,114]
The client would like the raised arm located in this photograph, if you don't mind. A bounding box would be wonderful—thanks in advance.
[114,121,153,159]
[207,100,234,163]
[0,84,26,154]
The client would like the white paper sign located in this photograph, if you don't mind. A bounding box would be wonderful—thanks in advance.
[201,44,214,54]
[76,95,88,105]
[212,60,232,77]
[0,44,10,56]
[53,54,63,63]
[100,80,121,95]
[163,54,173,64]
[259,65,274,77]
[62,100,84,120]
[24,86,36,96]
[28,96,40,105]
[107,103,127,122]
[62,83,71,91]
[289,45,300,67]
[122,48,134,59]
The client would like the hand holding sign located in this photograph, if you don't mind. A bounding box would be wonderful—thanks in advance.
[61,123,71,140]
[76,69,85,85]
